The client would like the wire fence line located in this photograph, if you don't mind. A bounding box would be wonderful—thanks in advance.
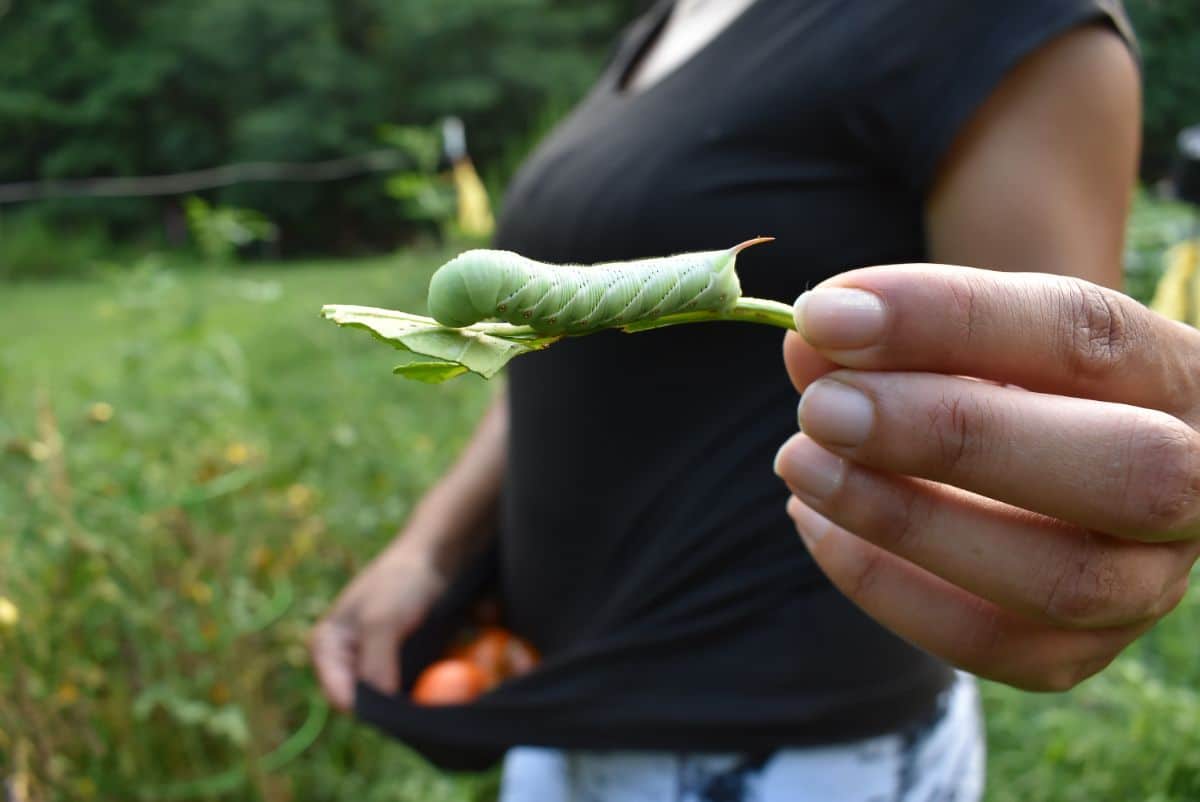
[0,149,409,205]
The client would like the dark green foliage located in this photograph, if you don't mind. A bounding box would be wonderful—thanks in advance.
[1126,0,1200,179]
[0,1,647,258]
[2,0,1193,267]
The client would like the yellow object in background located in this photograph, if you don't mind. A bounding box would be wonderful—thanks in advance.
[442,116,495,239]
[1149,240,1200,327]
[1193,243,1200,328]
[451,157,495,239]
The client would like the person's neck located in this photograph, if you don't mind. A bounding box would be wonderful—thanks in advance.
[624,0,757,93]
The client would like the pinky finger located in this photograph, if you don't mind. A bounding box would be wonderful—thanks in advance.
[786,497,1142,692]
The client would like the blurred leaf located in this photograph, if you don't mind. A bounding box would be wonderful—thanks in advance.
[322,304,559,380]
[377,123,441,172]
[184,196,278,263]
[205,706,249,747]
[394,361,471,383]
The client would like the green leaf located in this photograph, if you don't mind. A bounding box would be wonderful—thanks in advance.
[321,304,559,380]
[393,361,470,383]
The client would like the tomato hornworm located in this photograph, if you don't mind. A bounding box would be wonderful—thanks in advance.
[427,237,774,335]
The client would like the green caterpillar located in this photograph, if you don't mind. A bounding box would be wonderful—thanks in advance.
[427,237,773,335]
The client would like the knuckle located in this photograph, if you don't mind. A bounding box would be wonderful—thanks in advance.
[1125,418,1200,534]
[848,474,925,553]
[1034,656,1111,693]
[922,393,996,477]
[1041,542,1122,627]
[1040,539,1177,628]
[843,546,887,600]
[1150,577,1191,620]
[878,479,937,558]
[947,274,983,346]
[1073,653,1118,686]
[1025,668,1077,693]
[1059,281,1135,382]
[1011,650,1116,693]
[954,596,1008,661]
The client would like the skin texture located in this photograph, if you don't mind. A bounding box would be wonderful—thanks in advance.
[775,26,1200,691]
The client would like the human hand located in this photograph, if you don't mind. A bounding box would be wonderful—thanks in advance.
[309,543,449,711]
[774,265,1200,691]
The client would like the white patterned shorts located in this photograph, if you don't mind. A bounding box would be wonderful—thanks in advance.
[499,672,985,802]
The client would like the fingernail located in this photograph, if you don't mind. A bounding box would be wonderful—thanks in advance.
[786,495,826,545]
[794,288,887,349]
[774,435,846,501]
[798,379,874,447]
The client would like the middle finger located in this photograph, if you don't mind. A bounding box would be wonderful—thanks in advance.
[797,370,1200,542]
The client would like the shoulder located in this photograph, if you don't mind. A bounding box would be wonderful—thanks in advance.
[840,0,1139,194]
[925,19,1140,285]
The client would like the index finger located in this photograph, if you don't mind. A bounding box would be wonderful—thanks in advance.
[789,264,1200,418]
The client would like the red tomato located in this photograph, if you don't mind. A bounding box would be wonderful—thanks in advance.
[454,626,541,681]
[410,659,493,706]
[455,626,509,673]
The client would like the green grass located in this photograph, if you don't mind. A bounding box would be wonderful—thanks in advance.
[1,195,1199,800]
[0,251,497,800]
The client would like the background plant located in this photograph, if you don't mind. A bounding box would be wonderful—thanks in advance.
[0,0,644,268]
[184,196,279,264]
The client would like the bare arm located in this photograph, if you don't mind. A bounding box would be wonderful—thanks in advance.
[925,24,1141,287]
[311,393,507,711]
[392,393,507,573]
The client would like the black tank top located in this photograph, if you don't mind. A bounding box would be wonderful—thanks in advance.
[355,0,1135,768]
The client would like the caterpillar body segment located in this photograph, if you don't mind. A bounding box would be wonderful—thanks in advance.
[427,237,772,334]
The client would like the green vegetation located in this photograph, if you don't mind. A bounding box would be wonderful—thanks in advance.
[1,0,1195,278]
[0,251,497,800]
[1126,0,1200,178]
[2,191,1200,798]
[0,0,642,264]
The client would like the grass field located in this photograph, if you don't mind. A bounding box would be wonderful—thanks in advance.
[2,202,1199,800]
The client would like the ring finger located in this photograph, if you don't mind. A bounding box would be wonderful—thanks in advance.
[783,496,1154,691]
[775,433,1196,629]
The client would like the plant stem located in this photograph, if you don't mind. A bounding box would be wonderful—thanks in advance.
[624,296,797,333]
[467,296,797,339]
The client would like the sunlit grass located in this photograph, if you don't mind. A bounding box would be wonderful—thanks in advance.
[0,250,497,800]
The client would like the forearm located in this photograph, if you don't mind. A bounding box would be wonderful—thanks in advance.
[390,393,508,576]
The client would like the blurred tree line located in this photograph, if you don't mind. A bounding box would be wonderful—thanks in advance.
[0,0,1196,264]
[0,0,646,262]
[1127,0,1200,178]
